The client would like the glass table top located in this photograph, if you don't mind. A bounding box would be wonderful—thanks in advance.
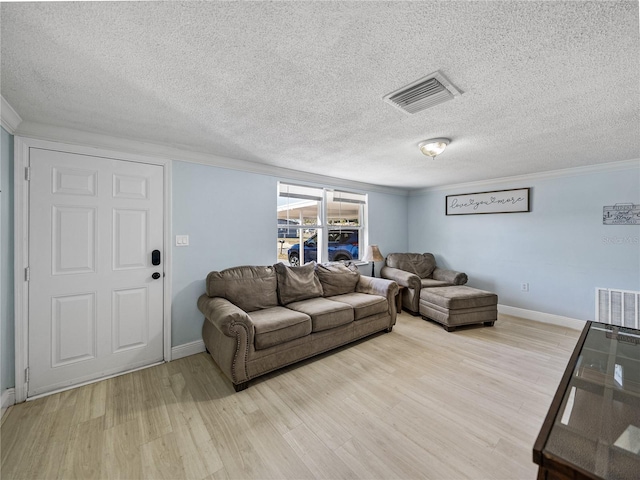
[544,322,640,479]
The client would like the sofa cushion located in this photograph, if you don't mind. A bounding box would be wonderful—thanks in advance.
[274,262,324,305]
[248,307,312,350]
[420,286,498,310]
[286,297,354,332]
[386,253,436,279]
[316,263,360,297]
[206,265,278,312]
[327,293,387,320]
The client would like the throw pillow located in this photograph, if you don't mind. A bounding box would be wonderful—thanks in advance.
[206,265,279,312]
[274,262,324,305]
[315,263,360,297]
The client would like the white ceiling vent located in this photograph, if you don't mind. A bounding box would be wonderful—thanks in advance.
[383,71,462,114]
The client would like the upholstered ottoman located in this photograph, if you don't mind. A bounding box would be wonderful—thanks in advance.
[419,286,498,332]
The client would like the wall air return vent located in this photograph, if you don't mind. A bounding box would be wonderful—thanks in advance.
[596,288,639,328]
[383,71,462,114]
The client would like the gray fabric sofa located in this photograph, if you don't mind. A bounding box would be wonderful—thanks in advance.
[380,253,468,315]
[198,262,398,391]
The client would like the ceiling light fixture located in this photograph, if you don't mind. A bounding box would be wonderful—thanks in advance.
[418,138,450,158]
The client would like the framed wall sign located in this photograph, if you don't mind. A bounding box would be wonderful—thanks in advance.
[446,188,530,215]
[603,204,640,225]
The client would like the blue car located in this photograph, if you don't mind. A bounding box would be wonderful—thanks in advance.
[287,229,359,266]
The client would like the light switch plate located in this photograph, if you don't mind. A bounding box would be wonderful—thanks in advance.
[175,235,189,246]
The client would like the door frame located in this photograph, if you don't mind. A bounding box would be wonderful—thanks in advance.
[13,137,173,402]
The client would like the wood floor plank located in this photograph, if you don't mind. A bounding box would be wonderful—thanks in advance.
[101,418,143,480]
[103,373,137,429]
[334,437,404,480]
[1,399,50,479]
[246,382,303,436]
[282,423,358,479]
[58,416,105,480]
[25,406,75,480]
[203,402,272,479]
[0,313,580,480]
[136,367,173,444]
[240,411,316,479]
[140,432,185,480]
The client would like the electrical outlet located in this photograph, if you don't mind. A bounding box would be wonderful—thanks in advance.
[521,283,529,292]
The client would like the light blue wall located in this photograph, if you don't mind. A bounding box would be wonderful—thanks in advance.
[1,127,15,391]
[171,161,276,346]
[171,160,409,346]
[361,190,409,276]
[408,164,640,321]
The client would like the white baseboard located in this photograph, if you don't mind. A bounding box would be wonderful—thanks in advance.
[171,340,206,360]
[1,388,16,418]
[498,304,585,330]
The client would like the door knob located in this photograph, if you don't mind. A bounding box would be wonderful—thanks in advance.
[152,272,161,280]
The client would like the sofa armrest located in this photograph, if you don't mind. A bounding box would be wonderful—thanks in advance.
[197,295,255,341]
[432,267,468,285]
[380,266,421,290]
[356,276,399,321]
[198,295,254,386]
[356,275,398,298]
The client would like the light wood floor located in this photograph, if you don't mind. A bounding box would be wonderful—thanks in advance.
[1,313,580,480]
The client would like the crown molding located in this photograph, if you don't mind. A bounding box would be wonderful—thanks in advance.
[1,96,22,134]
[14,121,408,196]
[409,158,640,196]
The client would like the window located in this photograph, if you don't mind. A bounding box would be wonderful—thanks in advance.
[277,183,366,266]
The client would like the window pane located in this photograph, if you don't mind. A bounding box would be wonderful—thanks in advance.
[277,218,300,239]
[277,228,317,266]
[327,228,360,262]
[278,184,321,228]
[327,191,363,227]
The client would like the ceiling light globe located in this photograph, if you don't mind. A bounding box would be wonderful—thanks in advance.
[418,138,450,157]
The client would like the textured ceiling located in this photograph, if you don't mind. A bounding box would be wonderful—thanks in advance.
[1,1,639,189]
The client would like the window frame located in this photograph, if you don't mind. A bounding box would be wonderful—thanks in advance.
[277,182,367,265]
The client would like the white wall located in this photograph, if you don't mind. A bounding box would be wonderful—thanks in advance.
[171,160,409,346]
[408,162,640,321]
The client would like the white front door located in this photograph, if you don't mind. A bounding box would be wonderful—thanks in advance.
[27,148,164,397]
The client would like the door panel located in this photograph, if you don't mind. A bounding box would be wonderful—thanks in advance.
[52,205,97,275]
[28,148,164,397]
[51,292,96,367]
[113,209,148,270]
[112,287,148,353]
[52,166,97,196]
[113,174,148,199]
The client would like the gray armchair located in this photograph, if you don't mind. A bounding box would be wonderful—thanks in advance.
[380,253,468,315]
